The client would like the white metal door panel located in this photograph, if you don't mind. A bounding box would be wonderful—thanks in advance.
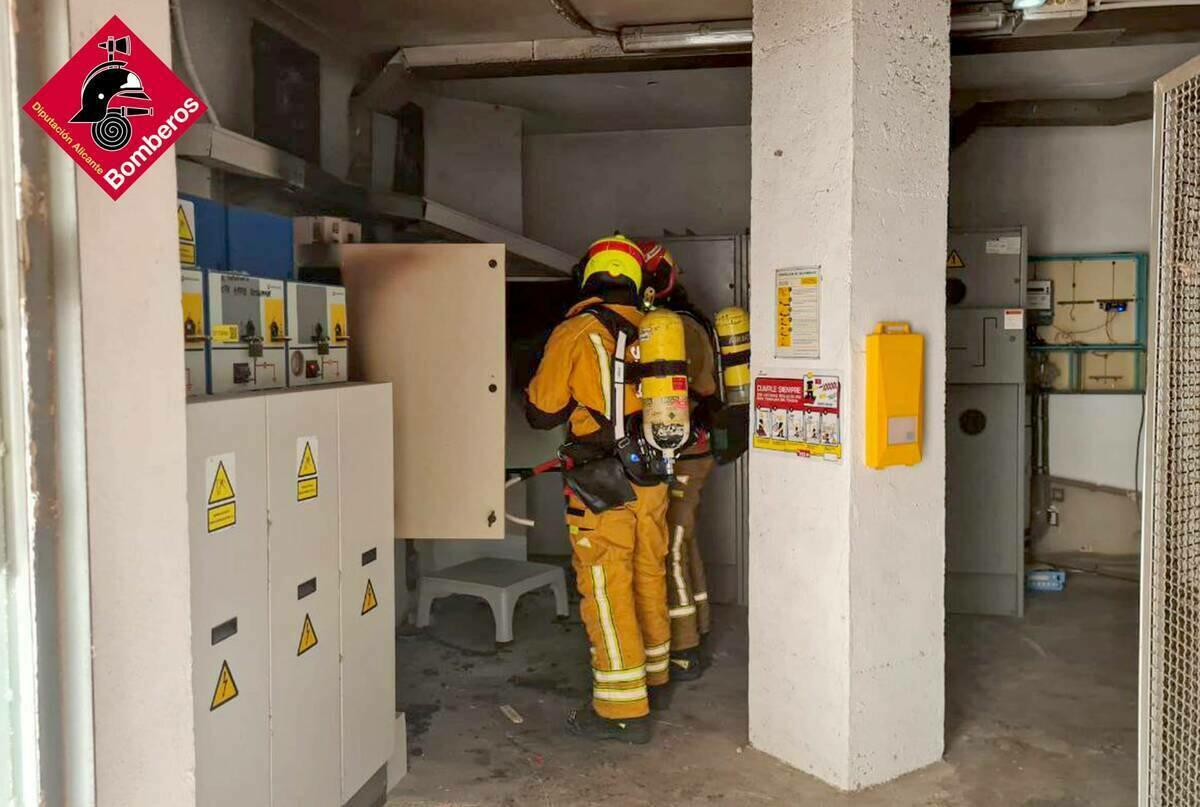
[266,389,341,807]
[187,397,271,807]
[341,244,506,541]
[337,384,396,800]
[660,236,749,604]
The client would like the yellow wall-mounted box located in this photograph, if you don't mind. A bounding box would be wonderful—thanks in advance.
[866,322,924,469]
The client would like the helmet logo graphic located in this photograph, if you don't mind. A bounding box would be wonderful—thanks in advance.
[69,35,153,151]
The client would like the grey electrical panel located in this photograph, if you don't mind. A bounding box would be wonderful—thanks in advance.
[946,228,1027,617]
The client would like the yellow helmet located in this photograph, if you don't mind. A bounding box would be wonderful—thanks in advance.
[581,235,645,292]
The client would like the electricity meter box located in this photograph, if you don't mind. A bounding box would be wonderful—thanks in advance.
[286,281,350,387]
[182,269,208,397]
[206,272,287,395]
[865,322,924,469]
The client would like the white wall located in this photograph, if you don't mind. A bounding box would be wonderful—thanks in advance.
[951,123,1151,556]
[950,122,1152,254]
[175,0,360,178]
[524,127,751,256]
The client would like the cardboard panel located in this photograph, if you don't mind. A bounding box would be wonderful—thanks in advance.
[341,244,506,541]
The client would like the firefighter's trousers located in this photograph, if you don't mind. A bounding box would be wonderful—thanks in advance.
[666,455,715,654]
[566,482,671,720]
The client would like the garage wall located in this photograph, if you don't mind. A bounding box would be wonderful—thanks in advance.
[950,122,1151,556]
[524,126,751,256]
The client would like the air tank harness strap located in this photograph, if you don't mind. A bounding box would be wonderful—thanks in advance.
[578,306,639,446]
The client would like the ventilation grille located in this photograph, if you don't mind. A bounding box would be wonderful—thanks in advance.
[1149,73,1200,807]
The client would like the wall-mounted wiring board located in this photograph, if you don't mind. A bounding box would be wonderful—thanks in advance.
[1028,253,1148,393]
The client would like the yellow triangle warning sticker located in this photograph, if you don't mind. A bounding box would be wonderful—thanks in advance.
[361,579,378,615]
[298,441,317,478]
[208,461,235,505]
[947,249,965,270]
[210,660,238,711]
[297,613,318,656]
[178,204,195,242]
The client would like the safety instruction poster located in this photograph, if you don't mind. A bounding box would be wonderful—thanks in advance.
[775,267,821,358]
[752,373,843,461]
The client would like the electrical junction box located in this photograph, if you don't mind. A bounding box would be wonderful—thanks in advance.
[265,389,342,807]
[182,269,208,397]
[1015,0,1087,35]
[287,281,350,387]
[337,384,395,801]
[865,322,924,469]
[186,396,270,807]
[206,272,287,395]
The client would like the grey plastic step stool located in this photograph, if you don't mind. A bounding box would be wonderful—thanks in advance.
[415,558,569,643]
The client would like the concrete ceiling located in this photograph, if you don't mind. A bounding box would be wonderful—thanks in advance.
[953,42,1200,105]
[273,0,751,49]
[425,42,1200,134]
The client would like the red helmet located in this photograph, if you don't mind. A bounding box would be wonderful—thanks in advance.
[636,240,679,301]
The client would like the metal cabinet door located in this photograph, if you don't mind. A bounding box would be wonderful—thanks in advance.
[946,383,1025,616]
[341,244,506,541]
[266,389,342,807]
[660,236,749,604]
[187,397,270,807]
[337,384,396,800]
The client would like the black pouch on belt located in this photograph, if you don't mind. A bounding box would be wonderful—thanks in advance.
[562,457,636,513]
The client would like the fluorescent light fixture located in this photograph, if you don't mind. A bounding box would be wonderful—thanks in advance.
[1012,0,1047,7]
[620,21,753,54]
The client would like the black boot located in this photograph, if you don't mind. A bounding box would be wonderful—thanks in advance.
[566,707,651,744]
[669,647,704,681]
[648,682,674,711]
[699,633,713,670]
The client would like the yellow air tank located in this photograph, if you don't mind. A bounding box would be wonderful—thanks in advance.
[638,308,691,474]
[714,307,751,405]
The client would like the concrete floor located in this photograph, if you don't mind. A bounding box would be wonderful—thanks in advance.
[386,569,1138,806]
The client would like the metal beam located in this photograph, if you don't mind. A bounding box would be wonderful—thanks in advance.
[952,92,1153,150]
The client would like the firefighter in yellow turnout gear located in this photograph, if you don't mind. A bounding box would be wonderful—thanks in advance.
[525,235,671,743]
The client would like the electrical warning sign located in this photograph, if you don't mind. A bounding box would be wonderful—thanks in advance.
[946,250,965,270]
[210,660,239,711]
[297,437,318,501]
[361,579,378,615]
[206,453,237,533]
[297,613,319,656]
[178,199,196,266]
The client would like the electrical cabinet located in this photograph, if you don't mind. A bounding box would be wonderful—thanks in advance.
[266,389,342,807]
[207,272,287,395]
[186,397,270,807]
[182,268,208,397]
[337,384,395,800]
[286,281,350,387]
[946,227,1027,617]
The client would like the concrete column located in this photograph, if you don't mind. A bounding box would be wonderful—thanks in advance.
[68,1,196,804]
[748,0,949,790]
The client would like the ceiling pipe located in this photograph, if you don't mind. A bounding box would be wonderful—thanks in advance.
[548,0,618,36]
[619,20,754,53]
